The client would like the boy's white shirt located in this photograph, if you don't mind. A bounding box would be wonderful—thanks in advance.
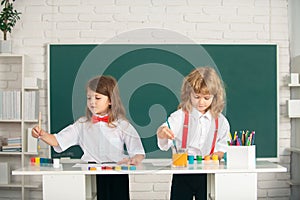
[53,117,145,163]
[158,107,230,156]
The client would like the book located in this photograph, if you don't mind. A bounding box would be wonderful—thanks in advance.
[27,128,37,153]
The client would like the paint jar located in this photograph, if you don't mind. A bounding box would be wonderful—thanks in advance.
[53,158,60,168]
[188,155,194,164]
[196,155,202,163]
[172,147,187,167]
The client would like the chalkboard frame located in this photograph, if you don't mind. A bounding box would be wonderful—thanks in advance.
[47,44,279,161]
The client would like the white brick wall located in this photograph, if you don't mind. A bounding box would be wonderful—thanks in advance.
[0,0,291,199]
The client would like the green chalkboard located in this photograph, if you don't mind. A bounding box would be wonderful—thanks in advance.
[49,44,278,159]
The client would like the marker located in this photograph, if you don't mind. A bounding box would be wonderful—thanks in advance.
[88,167,97,171]
[242,131,246,146]
[166,117,177,153]
[248,133,253,146]
[251,131,255,145]
[38,112,41,150]
[228,132,232,141]
[233,131,237,141]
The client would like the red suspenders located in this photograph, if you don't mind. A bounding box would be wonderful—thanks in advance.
[181,111,218,155]
[181,112,189,149]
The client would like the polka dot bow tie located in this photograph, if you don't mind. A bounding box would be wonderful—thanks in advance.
[92,115,109,123]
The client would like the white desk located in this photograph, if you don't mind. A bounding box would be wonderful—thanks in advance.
[12,160,286,200]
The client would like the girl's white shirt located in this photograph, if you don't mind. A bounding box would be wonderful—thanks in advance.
[158,108,230,156]
[53,117,145,163]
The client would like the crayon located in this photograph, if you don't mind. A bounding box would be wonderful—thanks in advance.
[121,166,129,170]
[129,165,136,170]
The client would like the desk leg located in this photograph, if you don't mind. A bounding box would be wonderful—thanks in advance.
[86,175,97,200]
[207,174,215,200]
[214,173,257,200]
[43,174,86,200]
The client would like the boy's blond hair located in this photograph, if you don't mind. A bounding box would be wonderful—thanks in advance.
[178,67,226,118]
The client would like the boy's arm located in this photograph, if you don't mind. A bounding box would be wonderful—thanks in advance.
[213,151,224,160]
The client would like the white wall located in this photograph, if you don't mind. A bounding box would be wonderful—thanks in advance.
[0,0,291,199]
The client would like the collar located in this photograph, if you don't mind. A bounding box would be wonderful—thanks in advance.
[191,107,212,121]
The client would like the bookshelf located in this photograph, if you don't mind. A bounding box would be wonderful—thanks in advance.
[287,72,300,196]
[0,54,40,200]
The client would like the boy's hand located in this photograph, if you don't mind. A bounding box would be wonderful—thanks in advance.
[157,126,174,140]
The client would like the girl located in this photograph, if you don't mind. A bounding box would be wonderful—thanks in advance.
[156,67,230,200]
[32,75,145,200]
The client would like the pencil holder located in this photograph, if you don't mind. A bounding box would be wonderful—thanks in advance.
[226,145,256,169]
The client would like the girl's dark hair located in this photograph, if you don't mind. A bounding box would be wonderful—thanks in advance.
[86,75,126,126]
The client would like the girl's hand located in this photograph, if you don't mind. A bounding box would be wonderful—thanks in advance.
[157,126,174,140]
[117,158,130,165]
[128,154,144,165]
[117,154,144,166]
[32,125,42,138]
[31,126,59,147]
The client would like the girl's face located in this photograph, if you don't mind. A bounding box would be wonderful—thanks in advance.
[190,91,214,114]
[87,88,111,116]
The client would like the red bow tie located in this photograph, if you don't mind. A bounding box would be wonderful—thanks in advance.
[92,115,109,124]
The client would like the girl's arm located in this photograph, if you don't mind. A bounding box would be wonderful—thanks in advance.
[32,125,59,147]
[129,154,145,165]
[117,154,145,166]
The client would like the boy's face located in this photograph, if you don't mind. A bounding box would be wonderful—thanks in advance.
[190,91,214,114]
[87,88,111,116]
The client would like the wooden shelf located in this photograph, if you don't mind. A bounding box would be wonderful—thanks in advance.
[0,183,22,188]
[0,53,23,57]
[0,182,40,189]
[0,119,22,123]
[23,152,39,156]
[24,183,41,189]
[286,147,300,153]
[24,119,38,123]
[288,83,300,87]
[0,152,22,155]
